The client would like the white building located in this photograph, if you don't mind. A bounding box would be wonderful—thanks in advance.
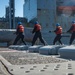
[23,0,37,22]
[23,0,75,31]
[37,0,56,31]
[23,0,56,31]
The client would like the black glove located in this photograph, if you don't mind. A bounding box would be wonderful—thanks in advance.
[32,31,34,34]
[67,31,70,33]
[49,31,52,33]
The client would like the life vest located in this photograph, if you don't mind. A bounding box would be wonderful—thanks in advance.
[35,24,41,31]
[55,26,62,34]
[18,25,24,32]
[72,24,75,32]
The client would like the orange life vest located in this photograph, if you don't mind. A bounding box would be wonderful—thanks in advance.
[55,26,62,34]
[72,24,75,32]
[18,25,24,32]
[35,24,41,31]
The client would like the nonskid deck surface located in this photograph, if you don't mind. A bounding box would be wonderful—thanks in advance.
[0,45,75,75]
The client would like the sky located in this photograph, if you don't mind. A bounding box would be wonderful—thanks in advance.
[0,0,24,17]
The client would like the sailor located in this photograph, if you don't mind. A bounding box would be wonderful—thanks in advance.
[51,23,63,45]
[67,21,75,45]
[13,22,26,45]
[32,21,46,46]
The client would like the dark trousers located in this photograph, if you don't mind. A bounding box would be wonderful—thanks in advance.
[69,32,75,45]
[53,34,62,45]
[13,34,26,45]
[32,31,45,46]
